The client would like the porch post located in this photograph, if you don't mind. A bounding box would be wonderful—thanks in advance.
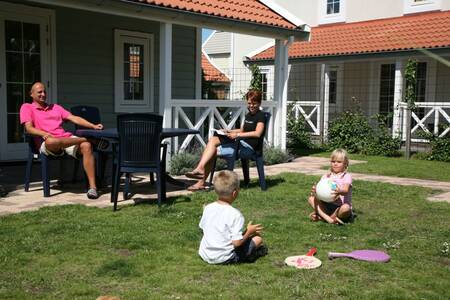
[273,38,290,150]
[160,23,172,154]
[323,64,330,141]
[319,63,326,144]
[392,60,404,138]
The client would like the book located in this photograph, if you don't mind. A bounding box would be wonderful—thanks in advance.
[214,129,227,136]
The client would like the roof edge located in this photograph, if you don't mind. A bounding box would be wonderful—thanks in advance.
[202,50,231,81]
[258,0,311,32]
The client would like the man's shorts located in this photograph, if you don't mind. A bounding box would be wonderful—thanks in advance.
[39,136,79,158]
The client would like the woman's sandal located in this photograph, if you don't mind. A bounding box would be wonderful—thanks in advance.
[185,170,205,179]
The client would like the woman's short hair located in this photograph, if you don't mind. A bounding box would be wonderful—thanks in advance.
[214,170,240,197]
[246,89,262,104]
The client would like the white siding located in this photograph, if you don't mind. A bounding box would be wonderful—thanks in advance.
[203,31,231,54]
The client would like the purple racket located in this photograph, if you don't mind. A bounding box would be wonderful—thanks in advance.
[328,250,390,262]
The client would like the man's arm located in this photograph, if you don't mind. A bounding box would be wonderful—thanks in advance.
[23,122,52,140]
[66,115,103,130]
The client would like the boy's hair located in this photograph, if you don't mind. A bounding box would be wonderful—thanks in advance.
[245,89,262,104]
[214,170,240,198]
[331,148,349,169]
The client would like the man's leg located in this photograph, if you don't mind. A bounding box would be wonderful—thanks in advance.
[44,136,89,154]
[78,141,96,189]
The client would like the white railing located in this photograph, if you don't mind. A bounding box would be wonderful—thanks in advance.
[287,101,321,135]
[398,102,450,142]
[171,99,277,152]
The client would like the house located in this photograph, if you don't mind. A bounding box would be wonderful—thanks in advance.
[207,0,450,143]
[0,0,310,162]
[201,52,230,100]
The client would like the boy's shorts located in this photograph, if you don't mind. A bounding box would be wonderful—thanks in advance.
[222,239,257,264]
[39,136,79,158]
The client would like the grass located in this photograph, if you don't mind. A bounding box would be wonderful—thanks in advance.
[310,152,450,182]
[1,173,450,299]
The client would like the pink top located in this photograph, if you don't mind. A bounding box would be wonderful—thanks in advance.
[20,102,73,138]
[321,172,353,207]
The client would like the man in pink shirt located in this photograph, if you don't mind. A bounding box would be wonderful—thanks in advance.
[20,82,103,199]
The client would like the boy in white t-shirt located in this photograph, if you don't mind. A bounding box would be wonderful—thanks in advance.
[198,170,268,264]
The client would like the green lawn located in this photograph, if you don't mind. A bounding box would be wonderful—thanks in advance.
[1,173,450,299]
[311,152,450,182]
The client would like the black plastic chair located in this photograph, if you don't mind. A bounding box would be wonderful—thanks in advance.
[209,112,271,191]
[24,134,76,197]
[112,113,166,210]
[70,105,109,185]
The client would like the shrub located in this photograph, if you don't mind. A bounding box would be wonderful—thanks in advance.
[327,111,401,156]
[263,146,289,165]
[169,151,199,175]
[287,109,313,150]
[327,110,373,153]
[422,133,450,162]
[364,114,401,157]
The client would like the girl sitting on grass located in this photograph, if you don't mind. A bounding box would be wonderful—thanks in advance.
[308,149,353,225]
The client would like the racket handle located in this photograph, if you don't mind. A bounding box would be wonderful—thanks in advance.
[328,252,346,259]
[306,247,317,256]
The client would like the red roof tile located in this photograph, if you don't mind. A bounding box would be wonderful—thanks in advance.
[202,52,230,82]
[250,11,450,60]
[128,0,297,29]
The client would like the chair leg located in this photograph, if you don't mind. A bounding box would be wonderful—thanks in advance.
[150,172,155,184]
[208,157,218,187]
[112,167,121,211]
[156,169,164,207]
[41,155,50,197]
[255,156,267,191]
[72,160,79,183]
[24,152,33,192]
[241,159,250,187]
[124,173,131,200]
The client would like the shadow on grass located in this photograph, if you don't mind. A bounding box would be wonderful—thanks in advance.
[243,177,285,189]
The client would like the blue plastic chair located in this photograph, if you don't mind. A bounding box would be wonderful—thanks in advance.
[24,134,75,197]
[112,113,167,210]
[209,112,271,191]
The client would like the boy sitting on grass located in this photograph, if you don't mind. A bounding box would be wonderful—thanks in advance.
[198,170,268,264]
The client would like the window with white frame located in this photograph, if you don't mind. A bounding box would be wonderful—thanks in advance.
[328,70,337,104]
[114,29,154,112]
[319,0,346,25]
[261,71,268,101]
[403,0,441,14]
[378,64,396,125]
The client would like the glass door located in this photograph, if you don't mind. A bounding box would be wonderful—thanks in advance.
[0,8,50,161]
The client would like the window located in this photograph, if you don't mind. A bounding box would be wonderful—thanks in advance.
[403,0,441,14]
[319,0,345,24]
[379,64,396,125]
[414,62,427,118]
[327,0,340,14]
[328,70,337,104]
[114,29,154,112]
[261,72,268,101]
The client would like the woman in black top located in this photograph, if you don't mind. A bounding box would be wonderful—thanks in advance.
[186,90,265,191]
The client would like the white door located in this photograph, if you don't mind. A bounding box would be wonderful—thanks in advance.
[0,4,52,161]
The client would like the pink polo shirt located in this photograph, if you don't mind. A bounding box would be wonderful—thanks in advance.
[20,102,73,138]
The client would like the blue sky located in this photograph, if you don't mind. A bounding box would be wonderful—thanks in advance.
[202,28,214,44]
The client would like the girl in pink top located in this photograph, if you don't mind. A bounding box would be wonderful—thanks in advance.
[307,149,353,225]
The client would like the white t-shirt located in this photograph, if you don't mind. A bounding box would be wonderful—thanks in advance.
[198,201,244,264]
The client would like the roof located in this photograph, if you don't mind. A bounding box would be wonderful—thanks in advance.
[202,52,230,83]
[124,0,298,29]
[250,10,450,61]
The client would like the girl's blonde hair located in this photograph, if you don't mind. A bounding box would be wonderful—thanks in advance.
[330,148,349,170]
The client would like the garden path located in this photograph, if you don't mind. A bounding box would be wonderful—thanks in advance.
[1,157,449,216]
